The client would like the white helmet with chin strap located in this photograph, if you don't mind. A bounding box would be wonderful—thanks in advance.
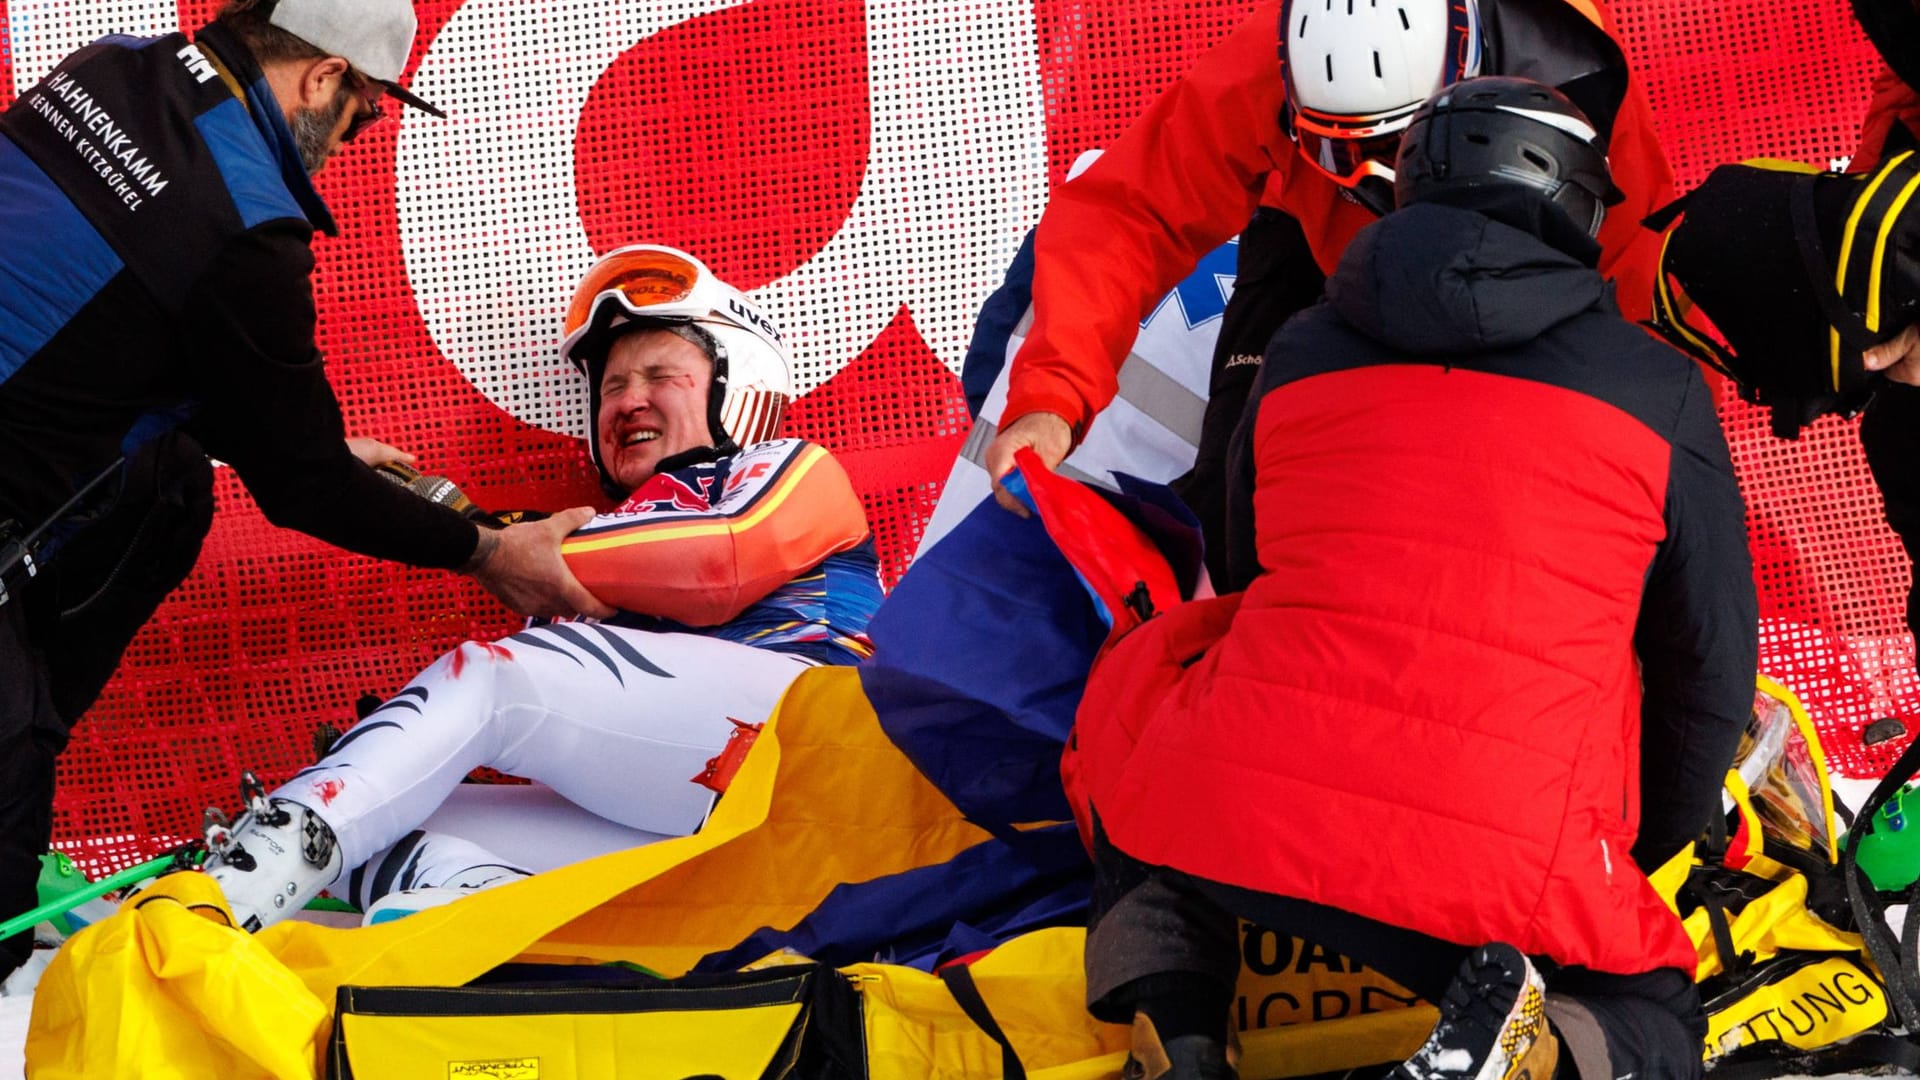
[561,245,794,491]
[1279,0,1485,215]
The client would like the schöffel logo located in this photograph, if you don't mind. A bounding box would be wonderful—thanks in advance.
[447,1058,538,1079]
[727,296,784,343]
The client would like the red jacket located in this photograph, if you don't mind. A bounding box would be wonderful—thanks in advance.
[1003,0,1675,438]
[1070,204,1756,975]
[1854,64,1920,171]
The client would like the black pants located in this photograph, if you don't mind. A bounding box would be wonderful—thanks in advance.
[0,434,212,976]
[1085,824,1707,1080]
[0,601,66,980]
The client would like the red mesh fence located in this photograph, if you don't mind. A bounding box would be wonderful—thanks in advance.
[1608,0,1920,780]
[0,0,1912,876]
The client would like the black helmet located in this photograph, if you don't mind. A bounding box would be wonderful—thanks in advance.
[1394,76,1624,237]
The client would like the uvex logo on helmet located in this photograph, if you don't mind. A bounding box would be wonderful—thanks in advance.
[728,296,784,345]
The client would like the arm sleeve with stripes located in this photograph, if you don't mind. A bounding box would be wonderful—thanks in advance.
[559,440,871,626]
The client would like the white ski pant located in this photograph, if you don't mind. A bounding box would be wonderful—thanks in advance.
[269,624,811,900]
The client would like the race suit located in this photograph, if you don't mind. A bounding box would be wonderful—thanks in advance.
[267,439,884,906]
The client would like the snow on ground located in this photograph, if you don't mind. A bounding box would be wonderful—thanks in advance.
[1834,776,1879,833]
[2,990,29,1078]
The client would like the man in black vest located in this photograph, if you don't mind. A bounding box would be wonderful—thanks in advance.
[0,0,613,980]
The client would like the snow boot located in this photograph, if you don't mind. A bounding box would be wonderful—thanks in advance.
[202,774,341,932]
[1392,943,1559,1080]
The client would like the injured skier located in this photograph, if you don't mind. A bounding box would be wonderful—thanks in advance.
[199,245,885,932]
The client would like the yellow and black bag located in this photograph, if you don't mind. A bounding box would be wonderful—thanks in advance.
[326,962,866,1080]
[1645,154,1920,437]
[1664,676,1920,1077]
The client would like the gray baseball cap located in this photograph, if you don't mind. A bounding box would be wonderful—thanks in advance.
[267,0,444,117]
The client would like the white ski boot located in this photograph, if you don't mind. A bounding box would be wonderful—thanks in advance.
[202,772,342,932]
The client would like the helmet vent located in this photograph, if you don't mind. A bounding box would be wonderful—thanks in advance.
[1326,54,1334,81]
[1395,77,1619,238]
[1373,51,1383,78]
[1397,7,1410,29]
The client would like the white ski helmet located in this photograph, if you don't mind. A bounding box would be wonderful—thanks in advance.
[561,245,794,487]
[1279,0,1485,213]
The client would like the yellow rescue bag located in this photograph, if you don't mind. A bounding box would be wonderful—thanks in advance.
[328,963,862,1080]
[1663,676,1906,1071]
[25,871,330,1080]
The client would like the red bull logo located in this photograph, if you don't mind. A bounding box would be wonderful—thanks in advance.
[620,471,716,514]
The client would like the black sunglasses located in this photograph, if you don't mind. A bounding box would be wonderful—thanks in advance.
[341,72,388,143]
